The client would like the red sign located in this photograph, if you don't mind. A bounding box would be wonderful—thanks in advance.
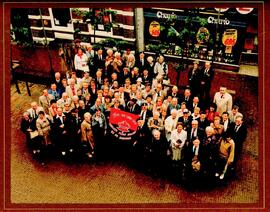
[236,8,254,14]
[109,108,139,132]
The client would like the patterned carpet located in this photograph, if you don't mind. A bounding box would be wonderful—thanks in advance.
[9,81,259,206]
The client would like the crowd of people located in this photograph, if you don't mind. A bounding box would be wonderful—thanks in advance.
[20,39,248,183]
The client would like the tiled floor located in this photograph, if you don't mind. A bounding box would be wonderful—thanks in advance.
[8,79,259,205]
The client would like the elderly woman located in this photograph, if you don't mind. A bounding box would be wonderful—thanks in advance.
[105,48,115,76]
[171,123,187,161]
[126,54,136,70]
[81,112,95,158]
[112,51,123,73]
[153,55,168,81]
[36,111,51,146]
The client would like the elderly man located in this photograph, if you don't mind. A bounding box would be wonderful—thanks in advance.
[66,78,80,98]
[27,101,44,121]
[187,120,204,145]
[57,92,72,109]
[164,109,179,142]
[48,83,61,101]
[167,97,180,116]
[39,89,54,114]
[148,111,164,133]
[199,61,214,106]
[188,60,201,97]
[213,86,233,114]
[228,105,243,123]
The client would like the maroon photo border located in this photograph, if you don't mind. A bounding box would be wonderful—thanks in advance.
[1,1,269,211]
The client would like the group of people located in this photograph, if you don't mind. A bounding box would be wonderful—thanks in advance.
[20,39,248,182]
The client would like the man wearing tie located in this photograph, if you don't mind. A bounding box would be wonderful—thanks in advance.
[94,48,105,71]
[139,103,152,125]
[186,120,204,146]
[48,83,61,101]
[53,107,68,156]
[213,86,233,114]
[136,51,147,72]
[164,109,179,142]
[229,116,247,167]
[39,89,54,115]
[199,61,214,107]
[27,101,44,122]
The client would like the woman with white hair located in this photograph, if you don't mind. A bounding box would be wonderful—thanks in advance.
[81,112,95,158]
[112,51,123,73]
[146,56,155,78]
[74,48,89,77]
[105,48,115,77]
[153,55,168,81]
[126,54,136,70]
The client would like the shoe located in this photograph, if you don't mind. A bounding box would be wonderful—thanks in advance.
[87,153,93,158]
[219,173,225,180]
[62,151,66,156]
[69,149,73,152]
[37,149,40,153]
[215,173,219,177]
[33,150,37,154]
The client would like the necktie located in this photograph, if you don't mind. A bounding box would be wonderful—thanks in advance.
[46,97,50,105]
[235,125,239,132]
[205,69,209,74]
[190,129,194,141]
[193,146,197,154]
[221,94,224,99]
[72,87,75,96]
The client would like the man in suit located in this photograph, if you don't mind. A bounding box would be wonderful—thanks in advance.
[90,98,105,115]
[188,60,201,97]
[213,86,233,114]
[95,69,104,90]
[186,120,205,146]
[180,88,193,112]
[191,96,203,113]
[27,101,44,122]
[229,116,247,167]
[52,107,69,156]
[199,61,214,107]
[228,105,243,123]
[139,103,153,125]
[221,111,232,134]
[178,109,192,130]
[127,98,141,115]
[39,89,55,115]
[136,51,147,73]
[198,110,210,130]
[183,138,204,179]
[141,69,152,85]
[93,48,105,72]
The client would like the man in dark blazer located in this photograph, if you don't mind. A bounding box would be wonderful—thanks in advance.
[188,60,201,97]
[199,61,214,107]
[178,109,192,130]
[179,88,193,112]
[93,48,105,71]
[139,103,153,126]
[198,110,210,130]
[229,115,247,167]
[135,52,147,73]
[186,120,205,146]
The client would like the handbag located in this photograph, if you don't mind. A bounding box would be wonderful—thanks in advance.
[30,130,39,139]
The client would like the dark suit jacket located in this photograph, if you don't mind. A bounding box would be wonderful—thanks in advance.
[93,54,105,70]
[179,95,193,111]
[186,127,205,144]
[135,58,147,72]
[184,143,204,165]
[178,116,192,130]
[229,123,247,149]
[198,118,210,130]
